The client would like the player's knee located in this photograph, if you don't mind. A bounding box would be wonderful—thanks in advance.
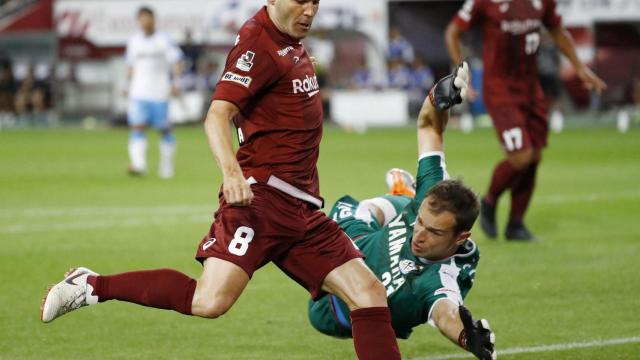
[508,148,534,170]
[350,277,387,309]
[196,295,234,319]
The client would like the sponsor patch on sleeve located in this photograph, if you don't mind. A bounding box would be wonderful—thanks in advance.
[221,71,252,88]
[236,51,255,71]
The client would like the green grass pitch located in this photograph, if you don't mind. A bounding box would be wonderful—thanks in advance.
[0,125,639,359]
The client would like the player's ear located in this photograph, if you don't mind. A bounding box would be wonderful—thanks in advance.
[455,231,471,245]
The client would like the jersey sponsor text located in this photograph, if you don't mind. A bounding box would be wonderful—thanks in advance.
[292,74,320,97]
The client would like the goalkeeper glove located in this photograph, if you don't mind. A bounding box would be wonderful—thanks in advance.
[429,62,470,111]
[458,305,497,360]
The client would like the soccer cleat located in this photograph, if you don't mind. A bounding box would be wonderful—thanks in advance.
[505,222,538,242]
[385,168,416,198]
[41,267,99,323]
[479,198,497,239]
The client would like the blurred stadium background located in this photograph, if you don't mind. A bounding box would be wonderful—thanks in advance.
[1,0,639,130]
[1,1,639,359]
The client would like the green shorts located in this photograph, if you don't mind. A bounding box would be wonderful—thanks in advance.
[307,295,352,339]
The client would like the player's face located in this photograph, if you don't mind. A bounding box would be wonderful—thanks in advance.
[412,199,469,261]
[137,13,155,34]
[270,0,319,39]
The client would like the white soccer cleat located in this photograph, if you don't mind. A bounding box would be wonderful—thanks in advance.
[385,168,416,198]
[41,267,99,323]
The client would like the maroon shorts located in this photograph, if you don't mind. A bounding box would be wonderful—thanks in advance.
[485,100,549,153]
[195,184,363,299]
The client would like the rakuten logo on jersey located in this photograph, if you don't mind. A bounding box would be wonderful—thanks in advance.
[292,74,320,98]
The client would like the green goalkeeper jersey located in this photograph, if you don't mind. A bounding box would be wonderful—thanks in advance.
[309,153,480,339]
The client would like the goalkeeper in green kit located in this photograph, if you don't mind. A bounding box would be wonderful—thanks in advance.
[308,63,496,360]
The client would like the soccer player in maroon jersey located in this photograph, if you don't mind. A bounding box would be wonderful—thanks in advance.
[39,2,472,359]
[445,0,606,241]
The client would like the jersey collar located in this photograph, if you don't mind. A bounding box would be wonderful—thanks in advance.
[256,6,302,46]
[416,239,477,265]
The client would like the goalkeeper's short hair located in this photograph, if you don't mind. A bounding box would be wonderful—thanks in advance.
[426,180,479,234]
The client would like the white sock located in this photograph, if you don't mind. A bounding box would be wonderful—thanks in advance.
[159,141,176,179]
[128,137,147,172]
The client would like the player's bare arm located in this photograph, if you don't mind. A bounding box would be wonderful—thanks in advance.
[431,300,496,360]
[203,100,253,206]
[548,26,607,94]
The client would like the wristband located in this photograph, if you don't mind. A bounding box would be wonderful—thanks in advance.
[458,329,467,349]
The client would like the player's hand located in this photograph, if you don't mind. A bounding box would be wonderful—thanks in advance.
[459,305,496,360]
[223,173,254,206]
[576,65,607,95]
[429,61,470,112]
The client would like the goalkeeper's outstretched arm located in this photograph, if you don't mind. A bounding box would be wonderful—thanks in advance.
[417,62,469,156]
[431,300,497,360]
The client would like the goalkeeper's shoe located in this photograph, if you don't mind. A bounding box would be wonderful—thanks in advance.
[386,168,416,198]
[41,267,99,323]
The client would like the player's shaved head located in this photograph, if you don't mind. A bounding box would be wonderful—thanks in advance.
[267,0,319,39]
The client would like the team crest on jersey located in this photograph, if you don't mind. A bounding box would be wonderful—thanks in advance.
[399,259,420,275]
[221,71,252,88]
[236,51,255,72]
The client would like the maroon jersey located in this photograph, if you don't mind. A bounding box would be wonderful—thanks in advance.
[213,7,323,202]
[452,0,562,104]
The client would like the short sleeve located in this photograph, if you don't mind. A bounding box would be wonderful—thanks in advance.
[542,0,562,29]
[414,152,448,203]
[163,35,183,64]
[424,263,464,325]
[212,33,280,112]
[451,0,484,31]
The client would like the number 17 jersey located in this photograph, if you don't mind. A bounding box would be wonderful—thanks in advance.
[452,0,562,104]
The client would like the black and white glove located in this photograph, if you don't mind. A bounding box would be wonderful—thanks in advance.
[429,62,470,111]
[458,305,496,360]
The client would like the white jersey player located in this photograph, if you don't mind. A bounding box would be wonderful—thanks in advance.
[125,6,183,178]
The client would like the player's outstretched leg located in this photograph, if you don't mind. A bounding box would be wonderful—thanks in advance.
[41,267,99,323]
[41,268,198,323]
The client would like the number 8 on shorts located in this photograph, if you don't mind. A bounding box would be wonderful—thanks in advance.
[228,226,255,256]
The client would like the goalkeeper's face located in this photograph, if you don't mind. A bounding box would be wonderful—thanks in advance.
[412,199,470,261]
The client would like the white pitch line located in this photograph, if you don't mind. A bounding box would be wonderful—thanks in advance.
[410,336,640,360]
[537,190,640,205]
[0,204,214,218]
[1,190,639,234]
[0,214,211,234]
[1,190,638,219]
